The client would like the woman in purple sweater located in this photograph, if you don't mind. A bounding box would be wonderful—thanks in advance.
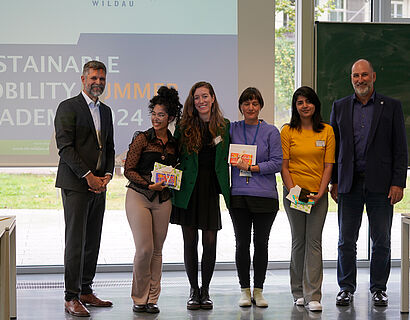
[229,87,283,308]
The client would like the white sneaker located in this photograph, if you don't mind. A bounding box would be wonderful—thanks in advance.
[308,301,322,312]
[253,288,268,308]
[238,288,252,307]
[295,297,305,306]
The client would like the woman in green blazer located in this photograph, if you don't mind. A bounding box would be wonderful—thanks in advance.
[171,81,230,310]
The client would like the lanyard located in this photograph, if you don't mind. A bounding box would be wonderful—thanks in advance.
[243,120,260,145]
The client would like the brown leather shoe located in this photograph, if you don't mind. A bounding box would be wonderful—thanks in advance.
[80,293,113,307]
[65,299,90,317]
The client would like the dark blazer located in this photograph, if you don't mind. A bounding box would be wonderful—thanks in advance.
[54,93,115,192]
[172,119,231,209]
[330,92,407,194]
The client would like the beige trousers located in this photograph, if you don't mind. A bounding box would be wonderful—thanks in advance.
[125,189,171,304]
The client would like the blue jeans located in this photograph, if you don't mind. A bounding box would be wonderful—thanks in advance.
[337,176,393,293]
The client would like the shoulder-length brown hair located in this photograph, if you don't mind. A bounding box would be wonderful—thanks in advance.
[179,81,226,153]
[289,86,325,133]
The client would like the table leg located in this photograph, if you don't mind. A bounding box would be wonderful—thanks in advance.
[401,218,409,313]
[9,226,16,319]
[0,231,10,320]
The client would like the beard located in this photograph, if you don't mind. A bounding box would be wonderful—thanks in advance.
[353,82,372,97]
[86,84,104,97]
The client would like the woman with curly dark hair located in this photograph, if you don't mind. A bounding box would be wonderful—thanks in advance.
[171,81,230,310]
[124,86,182,314]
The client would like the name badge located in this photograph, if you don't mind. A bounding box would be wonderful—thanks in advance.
[240,169,252,177]
[316,140,325,147]
[214,136,222,145]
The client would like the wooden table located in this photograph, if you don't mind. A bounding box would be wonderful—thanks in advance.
[0,216,16,320]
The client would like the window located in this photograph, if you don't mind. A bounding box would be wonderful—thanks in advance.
[392,0,404,18]
[376,0,410,21]
[330,0,346,21]
[275,0,296,130]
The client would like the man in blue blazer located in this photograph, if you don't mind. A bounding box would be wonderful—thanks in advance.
[55,61,115,317]
[330,59,407,307]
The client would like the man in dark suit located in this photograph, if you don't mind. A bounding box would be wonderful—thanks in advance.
[330,59,407,307]
[55,60,115,317]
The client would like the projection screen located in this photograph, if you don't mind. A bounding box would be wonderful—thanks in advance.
[0,0,238,165]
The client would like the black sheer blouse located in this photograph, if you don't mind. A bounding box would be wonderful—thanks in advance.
[124,127,178,202]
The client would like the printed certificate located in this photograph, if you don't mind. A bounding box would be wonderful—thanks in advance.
[151,162,183,190]
[228,144,257,165]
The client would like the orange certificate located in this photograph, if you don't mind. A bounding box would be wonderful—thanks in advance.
[228,144,257,165]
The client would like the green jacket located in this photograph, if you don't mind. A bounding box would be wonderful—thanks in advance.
[172,119,230,209]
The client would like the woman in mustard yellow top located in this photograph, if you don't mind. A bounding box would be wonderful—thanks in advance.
[281,86,335,312]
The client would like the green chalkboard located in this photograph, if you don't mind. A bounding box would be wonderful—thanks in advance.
[315,22,410,165]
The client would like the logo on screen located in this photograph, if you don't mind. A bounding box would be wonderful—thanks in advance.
[91,0,136,8]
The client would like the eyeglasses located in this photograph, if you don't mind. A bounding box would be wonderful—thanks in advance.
[151,112,167,119]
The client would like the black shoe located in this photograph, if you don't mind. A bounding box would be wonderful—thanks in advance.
[146,303,160,313]
[336,290,353,306]
[200,287,213,310]
[372,290,388,307]
[187,288,201,310]
[132,304,146,313]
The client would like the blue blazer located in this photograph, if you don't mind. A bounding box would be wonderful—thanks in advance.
[330,92,407,194]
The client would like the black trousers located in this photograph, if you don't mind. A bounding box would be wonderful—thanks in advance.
[229,207,277,288]
[62,189,106,301]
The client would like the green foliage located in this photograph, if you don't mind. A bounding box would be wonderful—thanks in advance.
[275,0,336,36]
[275,36,295,126]
[275,0,296,36]
[274,0,336,127]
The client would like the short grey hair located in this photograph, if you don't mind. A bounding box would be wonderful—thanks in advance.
[83,60,106,77]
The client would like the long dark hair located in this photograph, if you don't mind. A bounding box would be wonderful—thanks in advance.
[180,81,226,153]
[289,86,324,132]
